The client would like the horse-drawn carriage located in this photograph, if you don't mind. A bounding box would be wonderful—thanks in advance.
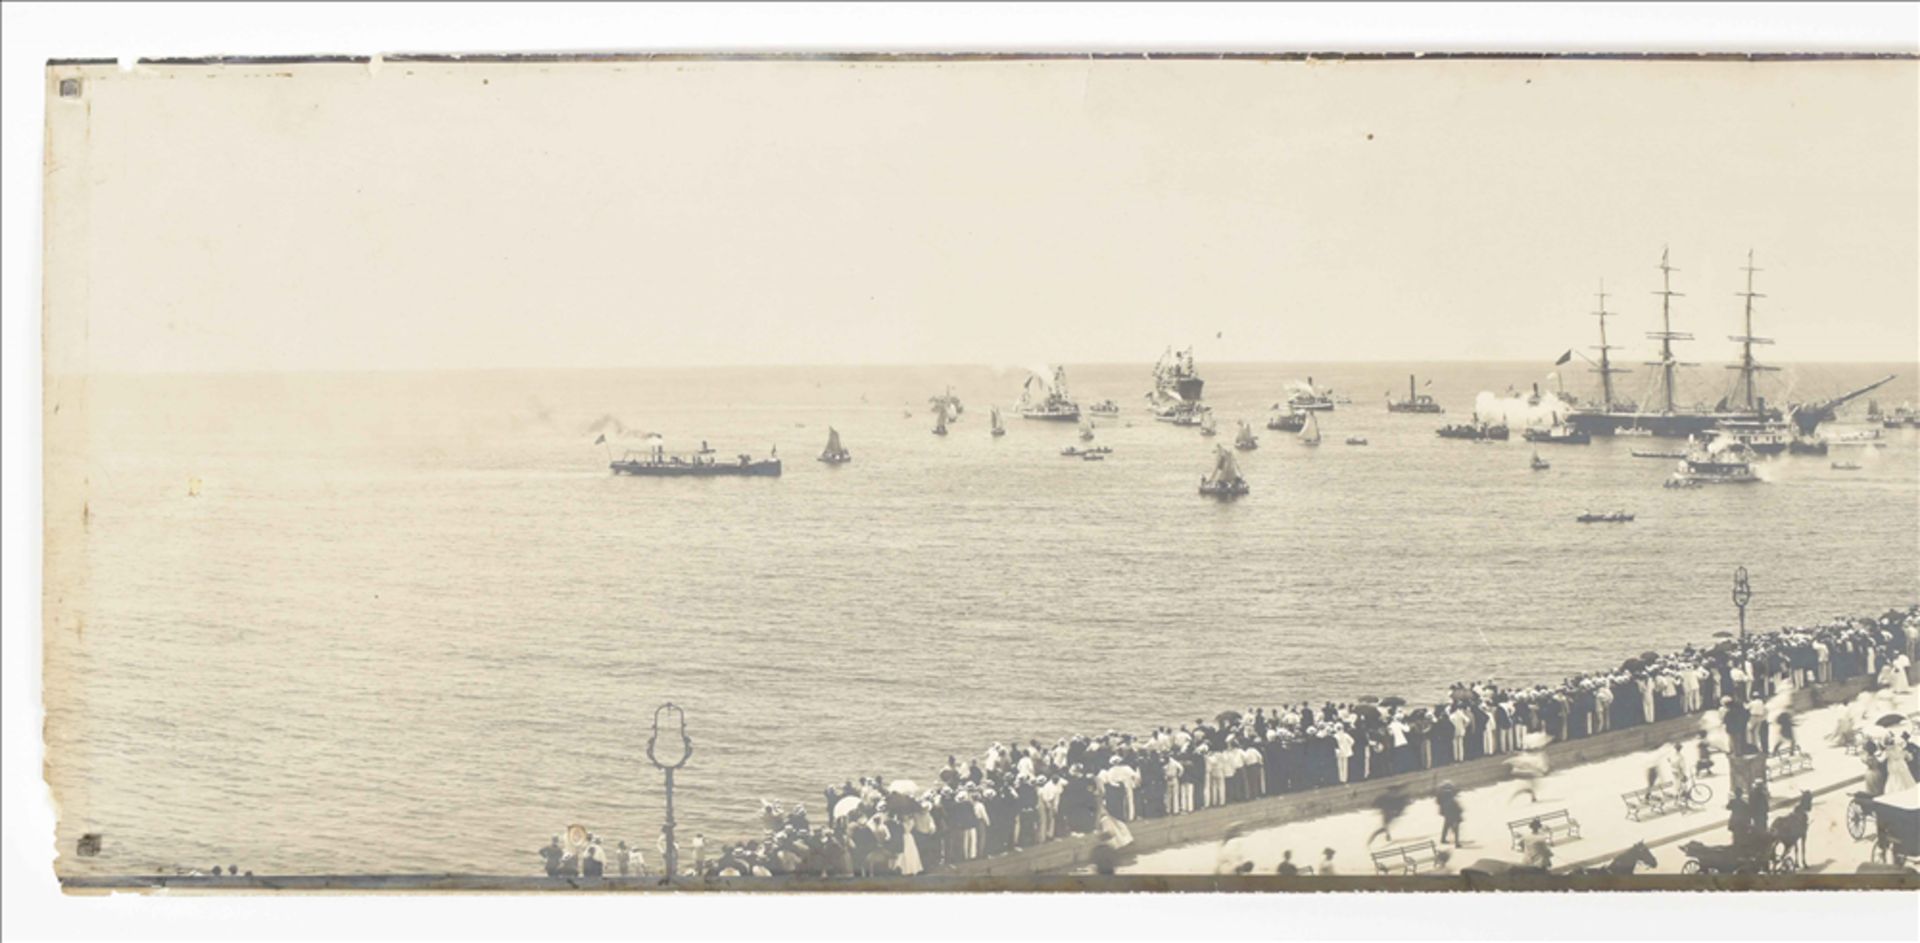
[1847,786,1920,867]
[1680,791,1813,875]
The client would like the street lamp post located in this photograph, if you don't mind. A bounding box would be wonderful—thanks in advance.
[1732,567,1752,644]
[647,702,693,883]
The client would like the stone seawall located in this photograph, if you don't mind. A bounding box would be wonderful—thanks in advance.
[946,672,1887,877]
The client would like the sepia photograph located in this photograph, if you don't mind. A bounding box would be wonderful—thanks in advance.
[6,3,1920,941]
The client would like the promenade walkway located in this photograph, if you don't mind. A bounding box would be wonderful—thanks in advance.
[1118,691,1914,876]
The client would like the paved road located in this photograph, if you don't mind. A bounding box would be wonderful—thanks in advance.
[1119,686,1917,876]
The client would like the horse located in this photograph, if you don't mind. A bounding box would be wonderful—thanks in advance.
[1574,841,1657,876]
[1768,791,1814,868]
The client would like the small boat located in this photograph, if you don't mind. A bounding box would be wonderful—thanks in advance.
[1831,461,1862,471]
[1061,445,1112,458]
[933,410,949,436]
[1577,511,1635,523]
[1234,421,1260,451]
[1198,444,1250,497]
[1088,399,1121,417]
[990,407,1006,438]
[1437,422,1510,441]
[1199,412,1218,437]
[1616,426,1654,438]
[1523,424,1592,445]
[1079,421,1096,442]
[818,427,852,465]
[1345,436,1368,446]
[1530,451,1551,471]
[1299,411,1322,447]
[1080,451,1106,462]
[1266,409,1307,433]
[1632,449,1688,459]
[903,408,914,419]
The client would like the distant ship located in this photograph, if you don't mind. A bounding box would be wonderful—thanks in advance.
[1147,347,1208,424]
[1831,461,1863,471]
[1666,441,1762,488]
[613,439,781,477]
[1266,408,1308,432]
[818,427,851,464]
[1707,418,1790,456]
[1234,421,1260,451]
[1387,374,1445,414]
[1437,422,1509,441]
[1199,445,1250,498]
[1280,377,1336,413]
[1019,366,1081,421]
[929,388,965,422]
[1088,399,1122,418]
[1577,511,1635,524]
[1522,424,1592,445]
[1565,250,1894,439]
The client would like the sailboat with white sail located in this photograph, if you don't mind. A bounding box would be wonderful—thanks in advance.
[1299,411,1322,447]
[933,409,949,436]
[990,406,1006,437]
[1199,412,1218,437]
[818,427,851,464]
[1234,421,1259,451]
[1199,445,1251,497]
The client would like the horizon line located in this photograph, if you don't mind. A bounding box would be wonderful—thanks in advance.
[48,357,1920,379]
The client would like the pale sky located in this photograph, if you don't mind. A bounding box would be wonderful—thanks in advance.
[44,57,1920,373]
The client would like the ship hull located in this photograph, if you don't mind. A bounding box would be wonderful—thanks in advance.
[1567,408,1773,439]
[1387,402,1444,414]
[1020,410,1081,422]
[612,459,783,477]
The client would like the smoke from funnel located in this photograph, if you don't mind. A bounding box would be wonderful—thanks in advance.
[1473,391,1570,428]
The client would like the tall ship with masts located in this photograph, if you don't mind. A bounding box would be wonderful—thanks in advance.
[1018,366,1082,421]
[1147,346,1209,425]
[1565,249,1895,439]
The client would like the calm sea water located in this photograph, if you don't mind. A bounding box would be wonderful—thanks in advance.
[45,362,1920,876]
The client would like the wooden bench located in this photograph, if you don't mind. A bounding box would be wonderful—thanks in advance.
[1506,810,1581,850]
[1370,840,1443,875]
[1622,783,1687,821]
[1767,747,1813,778]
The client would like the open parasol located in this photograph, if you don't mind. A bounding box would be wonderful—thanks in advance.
[832,796,863,821]
[1380,696,1408,709]
[888,779,920,796]
[1216,710,1244,726]
[1875,714,1909,728]
[1639,651,1661,664]
[1711,631,1735,639]
[1356,696,1380,705]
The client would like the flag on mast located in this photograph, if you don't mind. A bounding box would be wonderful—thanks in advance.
[1554,349,1574,366]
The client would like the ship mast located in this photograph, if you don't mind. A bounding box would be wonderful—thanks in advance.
[1644,246,1696,414]
[1590,278,1630,411]
[1726,249,1777,412]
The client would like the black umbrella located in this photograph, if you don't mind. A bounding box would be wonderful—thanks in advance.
[1639,651,1661,663]
[1621,657,1644,672]
[1356,695,1381,705]
[1875,714,1909,728]
[1216,710,1243,727]
[1380,696,1408,709]
[1712,631,1735,639]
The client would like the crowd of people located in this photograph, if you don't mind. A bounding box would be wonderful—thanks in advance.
[545,605,1917,880]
